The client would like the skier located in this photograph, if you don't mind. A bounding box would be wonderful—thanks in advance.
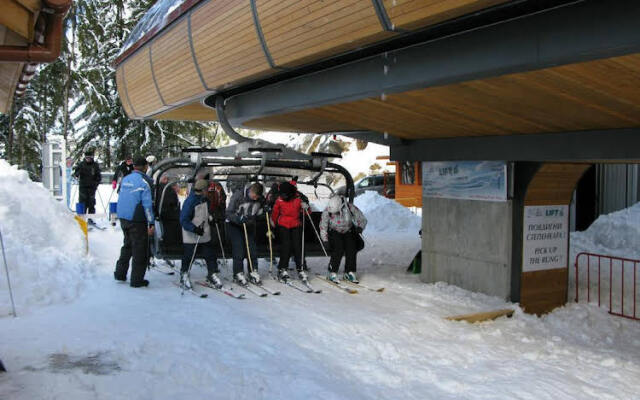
[111,155,134,190]
[73,148,101,215]
[114,157,155,287]
[146,155,157,176]
[271,181,309,282]
[226,182,265,286]
[206,179,227,254]
[179,179,222,289]
[319,194,367,283]
[156,175,181,246]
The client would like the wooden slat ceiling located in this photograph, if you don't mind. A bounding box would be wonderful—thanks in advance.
[151,101,216,121]
[0,24,29,113]
[242,52,640,139]
[117,0,511,119]
[0,0,40,41]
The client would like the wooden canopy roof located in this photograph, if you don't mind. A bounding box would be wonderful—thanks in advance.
[0,0,71,114]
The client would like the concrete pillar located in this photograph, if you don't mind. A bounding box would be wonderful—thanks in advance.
[421,162,590,314]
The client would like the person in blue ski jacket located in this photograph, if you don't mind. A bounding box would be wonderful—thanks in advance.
[114,157,155,287]
[179,178,221,290]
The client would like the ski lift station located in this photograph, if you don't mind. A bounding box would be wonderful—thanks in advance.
[112,0,640,316]
[4,1,640,398]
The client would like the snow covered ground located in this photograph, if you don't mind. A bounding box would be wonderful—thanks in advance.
[1,163,640,399]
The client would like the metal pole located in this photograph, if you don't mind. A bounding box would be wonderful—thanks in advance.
[182,233,202,296]
[265,212,274,274]
[306,211,328,257]
[243,223,254,274]
[0,227,17,317]
[214,222,229,270]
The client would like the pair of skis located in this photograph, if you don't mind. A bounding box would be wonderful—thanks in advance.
[271,274,322,294]
[313,273,385,294]
[222,277,281,298]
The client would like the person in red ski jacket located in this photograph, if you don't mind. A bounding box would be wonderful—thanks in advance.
[271,181,308,281]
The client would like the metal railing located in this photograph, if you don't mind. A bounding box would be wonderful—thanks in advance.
[574,252,639,321]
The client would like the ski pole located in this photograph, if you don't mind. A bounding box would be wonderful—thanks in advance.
[301,209,305,268]
[242,222,255,274]
[306,211,328,257]
[0,227,17,317]
[183,229,202,295]
[96,187,106,215]
[214,221,229,270]
[265,212,274,274]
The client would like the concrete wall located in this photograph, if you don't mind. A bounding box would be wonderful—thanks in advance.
[421,197,513,300]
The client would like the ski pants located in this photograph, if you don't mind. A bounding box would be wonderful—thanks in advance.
[79,186,97,214]
[115,219,148,286]
[328,229,357,273]
[181,241,218,276]
[227,222,258,276]
[277,226,302,271]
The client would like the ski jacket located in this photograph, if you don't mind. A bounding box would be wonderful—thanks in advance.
[180,191,211,244]
[117,170,154,223]
[112,162,134,183]
[320,201,367,242]
[156,182,180,221]
[73,160,101,189]
[271,197,302,229]
[225,189,265,226]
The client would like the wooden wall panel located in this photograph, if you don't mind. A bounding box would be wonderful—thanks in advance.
[524,164,591,206]
[115,67,135,118]
[152,18,206,105]
[382,0,508,30]
[519,163,591,315]
[520,269,569,315]
[191,0,272,89]
[152,101,216,121]
[242,53,640,139]
[258,0,391,67]
[122,49,165,117]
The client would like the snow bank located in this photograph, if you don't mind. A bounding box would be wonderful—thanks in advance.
[571,202,640,260]
[355,190,421,234]
[0,160,91,314]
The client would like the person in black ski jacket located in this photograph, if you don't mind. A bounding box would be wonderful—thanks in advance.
[73,148,101,214]
[156,175,181,246]
[112,156,134,190]
[226,182,265,286]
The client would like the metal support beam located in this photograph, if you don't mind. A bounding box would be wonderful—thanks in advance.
[389,129,640,162]
[223,0,640,126]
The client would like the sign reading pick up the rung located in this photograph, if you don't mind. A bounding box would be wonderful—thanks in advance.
[523,205,569,272]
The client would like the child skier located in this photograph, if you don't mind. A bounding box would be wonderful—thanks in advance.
[226,182,265,285]
[271,181,309,282]
[179,179,221,290]
[319,195,367,283]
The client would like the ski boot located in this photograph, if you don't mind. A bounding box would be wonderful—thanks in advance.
[343,272,359,284]
[297,269,308,282]
[327,272,339,283]
[180,272,192,290]
[234,272,248,286]
[278,268,290,282]
[206,273,223,289]
[248,270,262,285]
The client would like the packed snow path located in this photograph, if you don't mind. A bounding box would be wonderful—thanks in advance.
[1,226,640,399]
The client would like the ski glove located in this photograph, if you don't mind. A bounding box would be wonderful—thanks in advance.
[355,227,363,234]
[301,202,310,210]
[112,180,117,189]
[193,226,205,236]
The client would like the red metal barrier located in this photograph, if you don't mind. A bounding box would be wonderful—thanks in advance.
[574,252,639,321]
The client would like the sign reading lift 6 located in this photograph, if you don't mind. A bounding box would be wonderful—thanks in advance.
[523,205,569,272]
